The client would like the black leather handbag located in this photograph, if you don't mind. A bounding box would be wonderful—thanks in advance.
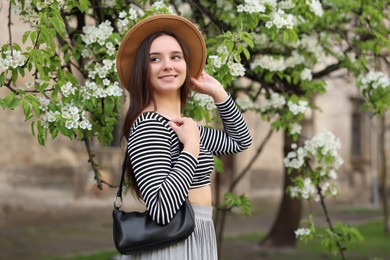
[113,152,195,255]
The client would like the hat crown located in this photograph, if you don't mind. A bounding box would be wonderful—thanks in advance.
[116,14,206,91]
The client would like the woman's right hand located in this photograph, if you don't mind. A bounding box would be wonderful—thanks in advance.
[168,117,200,158]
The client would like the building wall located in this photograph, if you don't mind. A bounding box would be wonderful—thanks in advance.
[1,3,389,206]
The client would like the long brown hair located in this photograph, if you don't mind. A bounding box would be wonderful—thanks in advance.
[121,31,192,198]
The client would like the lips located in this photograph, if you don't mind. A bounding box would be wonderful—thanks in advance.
[158,74,178,79]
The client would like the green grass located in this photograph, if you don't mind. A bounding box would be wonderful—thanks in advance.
[46,220,390,260]
[226,220,390,260]
[297,220,390,259]
[43,251,118,260]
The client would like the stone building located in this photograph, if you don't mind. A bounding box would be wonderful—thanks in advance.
[0,2,389,218]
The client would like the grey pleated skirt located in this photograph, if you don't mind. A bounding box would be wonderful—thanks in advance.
[121,205,218,260]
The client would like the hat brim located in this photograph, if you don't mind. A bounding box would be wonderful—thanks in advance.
[116,14,206,91]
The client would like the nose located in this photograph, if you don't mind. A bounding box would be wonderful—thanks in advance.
[162,58,173,71]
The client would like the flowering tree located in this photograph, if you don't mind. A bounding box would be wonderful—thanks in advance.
[1,0,389,258]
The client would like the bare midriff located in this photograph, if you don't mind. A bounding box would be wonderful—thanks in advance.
[188,185,212,206]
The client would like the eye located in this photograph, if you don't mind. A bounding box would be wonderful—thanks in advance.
[150,56,160,62]
[172,54,182,60]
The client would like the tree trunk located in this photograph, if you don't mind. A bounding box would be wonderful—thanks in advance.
[260,131,302,247]
[215,154,235,259]
[379,116,389,233]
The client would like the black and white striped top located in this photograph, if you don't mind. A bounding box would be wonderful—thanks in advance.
[127,95,252,224]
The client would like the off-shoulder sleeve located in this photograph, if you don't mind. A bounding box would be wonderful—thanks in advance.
[199,95,252,155]
[128,119,198,225]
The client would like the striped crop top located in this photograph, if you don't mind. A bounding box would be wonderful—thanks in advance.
[127,95,252,224]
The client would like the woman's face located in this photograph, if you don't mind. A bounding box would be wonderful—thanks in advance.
[148,35,187,96]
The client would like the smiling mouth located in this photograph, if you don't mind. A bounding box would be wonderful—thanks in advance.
[158,75,178,79]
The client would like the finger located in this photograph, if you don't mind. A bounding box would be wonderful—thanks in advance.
[168,121,181,131]
[170,117,186,124]
[191,77,203,91]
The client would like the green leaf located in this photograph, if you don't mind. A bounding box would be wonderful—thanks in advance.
[31,121,36,136]
[22,99,32,121]
[104,97,115,113]
[37,120,47,146]
[22,31,31,44]
[11,69,18,83]
[4,92,16,109]
[283,31,289,43]
[30,31,37,44]
[0,72,5,85]
[50,126,59,139]
[242,48,250,60]
[222,192,252,216]
[214,157,224,172]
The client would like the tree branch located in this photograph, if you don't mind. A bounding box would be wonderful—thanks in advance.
[316,185,346,259]
[229,127,273,192]
[83,136,103,190]
[190,0,229,32]
[7,0,12,51]
[312,62,342,79]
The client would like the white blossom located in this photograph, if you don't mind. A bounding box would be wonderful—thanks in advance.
[322,181,330,193]
[329,169,338,180]
[38,96,50,111]
[236,95,254,110]
[284,130,344,200]
[209,55,222,69]
[287,100,309,115]
[290,123,302,135]
[301,68,313,81]
[81,48,93,59]
[192,93,216,111]
[228,62,246,77]
[153,0,166,9]
[237,0,265,13]
[251,55,284,72]
[117,18,130,34]
[358,71,390,91]
[106,82,124,97]
[330,187,338,196]
[60,104,93,130]
[0,49,26,70]
[252,33,270,49]
[44,110,60,123]
[81,21,114,46]
[106,42,115,56]
[290,186,300,198]
[237,0,276,13]
[79,119,92,130]
[69,106,79,115]
[260,92,286,112]
[80,80,123,100]
[25,80,36,89]
[299,35,326,61]
[306,0,323,17]
[60,82,76,97]
[301,178,316,199]
[129,9,138,20]
[266,9,295,29]
[102,0,115,8]
[251,51,304,72]
[278,0,295,9]
[295,227,311,238]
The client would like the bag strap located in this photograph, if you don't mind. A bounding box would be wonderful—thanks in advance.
[113,150,129,210]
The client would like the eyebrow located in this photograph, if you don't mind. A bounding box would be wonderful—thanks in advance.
[149,51,183,55]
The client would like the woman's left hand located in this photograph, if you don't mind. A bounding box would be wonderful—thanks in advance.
[191,71,228,103]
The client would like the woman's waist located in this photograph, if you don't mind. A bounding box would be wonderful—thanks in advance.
[188,185,212,206]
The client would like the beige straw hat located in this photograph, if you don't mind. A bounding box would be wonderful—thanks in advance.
[116,14,206,91]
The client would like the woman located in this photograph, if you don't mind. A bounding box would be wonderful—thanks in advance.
[116,14,252,260]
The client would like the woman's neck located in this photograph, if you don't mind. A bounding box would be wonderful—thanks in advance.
[144,94,181,120]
